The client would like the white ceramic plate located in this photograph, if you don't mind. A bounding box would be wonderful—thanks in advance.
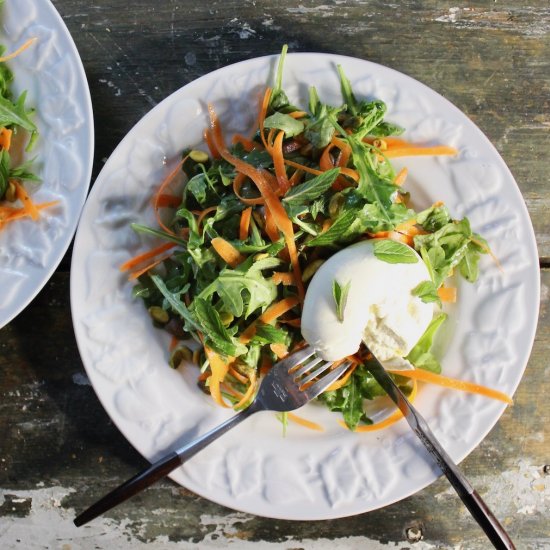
[70,53,539,520]
[0,0,94,328]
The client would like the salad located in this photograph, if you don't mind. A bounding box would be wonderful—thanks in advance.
[0,35,54,229]
[122,47,511,431]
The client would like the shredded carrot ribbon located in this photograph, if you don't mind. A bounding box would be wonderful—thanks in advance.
[154,157,187,235]
[288,412,324,431]
[240,296,300,344]
[120,242,177,272]
[339,380,419,433]
[14,180,39,220]
[239,206,252,241]
[0,200,59,227]
[437,286,457,303]
[204,346,231,408]
[208,103,305,301]
[0,127,13,150]
[0,37,37,63]
[388,368,513,404]
[211,236,246,268]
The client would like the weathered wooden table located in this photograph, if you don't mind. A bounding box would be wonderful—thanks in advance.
[1,1,548,548]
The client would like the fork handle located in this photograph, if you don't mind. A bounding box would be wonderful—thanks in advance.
[74,404,258,527]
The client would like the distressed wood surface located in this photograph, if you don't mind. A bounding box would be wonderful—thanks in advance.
[1,1,549,548]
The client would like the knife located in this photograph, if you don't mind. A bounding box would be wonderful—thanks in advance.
[365,356,515,550]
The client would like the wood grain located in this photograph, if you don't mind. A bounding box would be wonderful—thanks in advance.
[1,1,548,548]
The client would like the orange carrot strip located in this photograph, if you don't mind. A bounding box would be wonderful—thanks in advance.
[204,346,231,408]
[14,181,39,221]
[233,370,257,409]
[240,296,300,344]
[154,157,187,235]
[384,146,458,158]
[0,127,13,150]
[270,343,288,359]
[288,168,303,187]
[211,236,246,267]
[279,317,301,327]
[288,111,308,119]
[325,361,357,392]
[319,143,335,172]
[127,252,172,280]
[239,206,253,241]
[228,366,249,385]
[258,88,272,151]
[209,104,304,301]
[232,134,257,152]
[284,159,323,176]
[437,286,457,303]
[169,336,179,352]
[0,200,59,227]
[394,167,408,186]
[0,37,37,62]
[272,271,296,286]
[197,205,218,230]
[120,242,177,272]
[272,130,290,193]
[387,369,513,404]
[287,412,324,431]
[264,206,280,242]
[204,128,221,159]
[339,380,418,432]
[155,194,181,208]
[233,172,264,206]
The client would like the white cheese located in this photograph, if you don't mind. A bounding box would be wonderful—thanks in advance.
[301,239,434,362]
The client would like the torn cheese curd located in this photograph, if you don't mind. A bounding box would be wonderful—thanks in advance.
[301,239,434,365]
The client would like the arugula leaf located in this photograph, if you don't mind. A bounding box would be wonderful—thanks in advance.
[283,168,339,204]
[373,240,418,264]
[251,322,289,345]
[270,44,290,110]
[150,274,200,332]
[332,279,351,322]
[198,261,277,319]
[416,204,451,232]
[264,112,305,138]
[411,280,441,305]
[306,209,356,247]
[368,121,404,137]
[0,91,36,132]
[0,149,10,199]
[413,218,474,287]
[0,51,13,99]
[193,298,247,357]
[405,313,447,373]
[304,86,342,148]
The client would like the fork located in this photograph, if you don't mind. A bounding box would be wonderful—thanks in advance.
[74,347,350,527]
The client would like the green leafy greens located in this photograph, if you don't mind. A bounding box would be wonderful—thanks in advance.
[128,46,491,429]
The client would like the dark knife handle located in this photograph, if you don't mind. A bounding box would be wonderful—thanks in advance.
[73,452,182,527]
[366,360,515,550]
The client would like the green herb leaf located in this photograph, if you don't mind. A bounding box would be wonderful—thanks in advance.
[416,204,451,232]
[373,240,418,264]
[263,112,305,138]
[0,91,36,132]
[332,279,351,322]
[0,149,10,199]
[405,313,447,373]
[307,209,356,247]
[411,280,441,305]
[193,298,247,357]
[149,274,200,332]
[283,168,339,204]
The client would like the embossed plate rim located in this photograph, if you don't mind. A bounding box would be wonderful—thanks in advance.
[70,53,539,520]
[0,0,94,328]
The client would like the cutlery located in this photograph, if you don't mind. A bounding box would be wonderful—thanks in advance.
[74,347,351,527]
[364,351,515,550]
